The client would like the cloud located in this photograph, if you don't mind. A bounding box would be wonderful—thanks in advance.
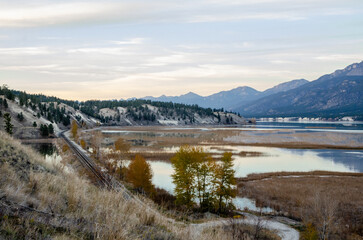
[0,1,160,27]
[0,0,360,27]
[110,38,146,45]
[314,54,363,61]
[0,47,54,55]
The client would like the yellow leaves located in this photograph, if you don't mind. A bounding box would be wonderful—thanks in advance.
[80,139,86,150]
[62,144,69,153]
[171,145,236,212]
[71,120,78,139]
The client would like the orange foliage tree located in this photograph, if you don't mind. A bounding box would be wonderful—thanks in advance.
[127,154,154,194]
[114,137,130,153]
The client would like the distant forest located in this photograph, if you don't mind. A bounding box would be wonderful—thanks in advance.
[0,85,224,125]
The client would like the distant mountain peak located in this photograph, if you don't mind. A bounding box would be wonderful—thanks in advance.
[263,79,309,95]
[325,61,363,79]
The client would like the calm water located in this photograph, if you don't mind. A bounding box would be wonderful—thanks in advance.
[102,125,362,212]
[255,121,363,132]
[146,145,362,212]
[24,142,67,171]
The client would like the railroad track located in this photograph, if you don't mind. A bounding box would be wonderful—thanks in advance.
[60,132,133,200]
[60,132,111,188]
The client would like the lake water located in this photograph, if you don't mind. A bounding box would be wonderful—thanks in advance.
[101,125,363,212]
[146,145,362,212]
[24,142,70,172]
[255,121,363,132]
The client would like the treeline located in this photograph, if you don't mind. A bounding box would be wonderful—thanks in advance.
[79,99,215,124]
[0,85,72,126]
[0,85,240,126]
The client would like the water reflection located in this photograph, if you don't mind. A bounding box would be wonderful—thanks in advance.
[24,142,70,172]
[147,145,362,212]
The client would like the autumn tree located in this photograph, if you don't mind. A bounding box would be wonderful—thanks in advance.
[108,137,131,180]
[171,146,236,213]
[3,113,13,135]
[193,150,216,211]
[127,154,154,194]
[214,152,236,213]
[114,137,130,153]
[90,131,103,160]
[171,146,199,207]
[80,139,86,149]
[71,120,78,139]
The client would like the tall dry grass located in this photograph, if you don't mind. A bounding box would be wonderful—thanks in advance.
[238,173,363,239]
[0,131,279,240]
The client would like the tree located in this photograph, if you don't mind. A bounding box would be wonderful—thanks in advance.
[48,124,54,135]
[127,154,154,194]
[17,112,24,121]
[71,120,78,139]
[171,146,199,207]
[90,131,103,160]
[171,146,236,212]
[3,99,8,109]
[3,113,13,135]
[114,137,130,153]
[40,124,49,137]
[80,139,86,149]
[33,121,37,127]
[214,152,236,213]
[192,149,216,211]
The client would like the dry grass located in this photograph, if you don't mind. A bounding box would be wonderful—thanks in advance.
[237,172,363,239]
[0,131,279,240]
[240,171,363,182]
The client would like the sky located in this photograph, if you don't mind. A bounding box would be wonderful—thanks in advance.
[0,0,363,100]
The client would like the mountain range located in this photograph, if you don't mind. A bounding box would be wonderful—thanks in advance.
[143,61,363,118]
[143,79,309,111]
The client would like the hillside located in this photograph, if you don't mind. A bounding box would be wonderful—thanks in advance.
[0,131,179,239]
[142,79,308,110]
[236,61,363,117]
[0,86,245,138]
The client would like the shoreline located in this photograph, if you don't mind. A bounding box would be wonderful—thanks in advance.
[229,142,363,150]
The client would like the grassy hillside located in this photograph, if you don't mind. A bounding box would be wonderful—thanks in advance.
[0,130,180,239]
[0,131,279,240]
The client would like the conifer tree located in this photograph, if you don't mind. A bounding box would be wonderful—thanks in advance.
[48,124,54,135]
[3,113,13,135]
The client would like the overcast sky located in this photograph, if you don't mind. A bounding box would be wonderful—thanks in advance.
[0,0,362,100]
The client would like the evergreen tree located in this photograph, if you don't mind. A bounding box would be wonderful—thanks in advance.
[33,121,37,127]
[3,113,13,135]
[3,99,8,109]
[17,112,24,121]
[48,124,54,135]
